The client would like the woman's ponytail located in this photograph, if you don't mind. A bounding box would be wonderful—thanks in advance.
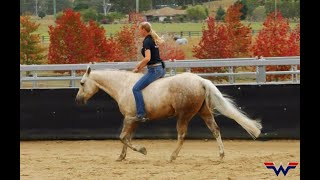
[150,29,164,45]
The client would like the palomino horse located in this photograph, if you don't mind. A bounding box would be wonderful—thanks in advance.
[75,66,262,162]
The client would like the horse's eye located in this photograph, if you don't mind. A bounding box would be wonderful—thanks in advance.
[80,82,84,86]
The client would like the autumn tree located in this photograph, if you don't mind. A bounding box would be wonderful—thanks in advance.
[115,25,138,61]
[287,23,300,70]
[20,16,46,65]
[49,9,125,64]
[225,2,252,58]
[115,12,144,61]
[87,20,125,62]
[287,23,300,56]
[193,17,232,59]
[252,11,300,81]
[48,9,95,64]
[159,42,186,61]
[192,17,232,82]
[252,11,293,57]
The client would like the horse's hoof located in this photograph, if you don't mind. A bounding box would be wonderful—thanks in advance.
[219,152,225,161]
[116,157,125,162]
[138,147,147,155]
[169,156,176,162]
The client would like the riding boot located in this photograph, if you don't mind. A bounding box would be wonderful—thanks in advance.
[135,116,149,122]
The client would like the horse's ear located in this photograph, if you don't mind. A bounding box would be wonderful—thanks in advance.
[86,66,91,75]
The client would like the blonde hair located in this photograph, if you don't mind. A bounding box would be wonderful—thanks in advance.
[140,21,164,45]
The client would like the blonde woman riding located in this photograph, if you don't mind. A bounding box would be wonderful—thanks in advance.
[132,21,165,122]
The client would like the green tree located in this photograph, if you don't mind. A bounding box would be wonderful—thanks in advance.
[80,8,98,22]
[265,0,300,19]
[186,5,208,21]
[46,0,72,15]
[73,0,90,11]
[241,0,260,17]
[20,16,46,65]
[105,12,125,22]
[252,6,266,21]
[139,0,152,12]
[236,0,248,20]
[215,6,226,21]
[20,0,34,15]
[20,0,48,15]
[38,11,46,19]
[110,0,135,14]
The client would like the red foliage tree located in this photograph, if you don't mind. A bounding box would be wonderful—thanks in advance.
[252,11,299,81]
[193,17,232,59]
[115,25,138,61]
[252,11,291,57]
[87,20,124,62]
[225,2,252,57]
[288,23,300,56]
[48,9,95,64]
[192,17,232,81]
[104,37,127,62]
[114,12,145,61]
[159,42,186,61]
[288,23,300,70]
[49,9,125,64]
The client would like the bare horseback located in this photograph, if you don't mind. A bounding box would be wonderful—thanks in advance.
[75,21,262,162]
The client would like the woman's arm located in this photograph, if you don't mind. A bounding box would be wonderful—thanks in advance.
[133,49,151,72]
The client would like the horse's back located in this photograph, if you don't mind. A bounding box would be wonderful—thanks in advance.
[143,73,206,118]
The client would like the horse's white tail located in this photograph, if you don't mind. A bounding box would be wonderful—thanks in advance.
[202,79,262,139]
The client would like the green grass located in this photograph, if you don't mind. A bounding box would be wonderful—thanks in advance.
[32,16,299,37]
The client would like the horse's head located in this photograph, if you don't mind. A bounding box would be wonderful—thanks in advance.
[75,66,99,105]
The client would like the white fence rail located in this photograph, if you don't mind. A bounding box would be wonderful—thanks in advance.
[20,56,300,89]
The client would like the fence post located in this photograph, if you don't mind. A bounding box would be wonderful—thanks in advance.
[292,65,298,83]
[228,66,234,84]
[32,71,37,88]
[70,70,76,87]
[20,71,22,88]
[169,59,173,76]
[41,36,45,44]
[256,58,266,84]
[180,31,183,37]
[189,31,191,37]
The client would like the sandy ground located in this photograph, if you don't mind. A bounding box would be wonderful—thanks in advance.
[20,140,300,180]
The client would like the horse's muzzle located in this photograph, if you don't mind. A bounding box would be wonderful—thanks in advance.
[75,96,86,105]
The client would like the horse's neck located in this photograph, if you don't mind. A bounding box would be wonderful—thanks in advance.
[91,70,131,101]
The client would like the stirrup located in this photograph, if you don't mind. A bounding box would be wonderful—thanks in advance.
[135,116,149,122]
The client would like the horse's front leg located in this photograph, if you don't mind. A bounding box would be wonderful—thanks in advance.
[116,132,132,161]
[119,118,147,155]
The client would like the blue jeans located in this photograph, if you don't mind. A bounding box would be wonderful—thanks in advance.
[132,65,165,117]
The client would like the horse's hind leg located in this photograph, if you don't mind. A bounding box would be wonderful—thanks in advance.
[169,114,193,162]
[198,106,225,160]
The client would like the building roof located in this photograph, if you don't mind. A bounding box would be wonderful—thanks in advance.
[143,7,186,17]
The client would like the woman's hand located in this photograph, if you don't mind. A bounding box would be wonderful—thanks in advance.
[133,68,139,73]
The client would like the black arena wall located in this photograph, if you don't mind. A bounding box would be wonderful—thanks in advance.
[20,84,300,140]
